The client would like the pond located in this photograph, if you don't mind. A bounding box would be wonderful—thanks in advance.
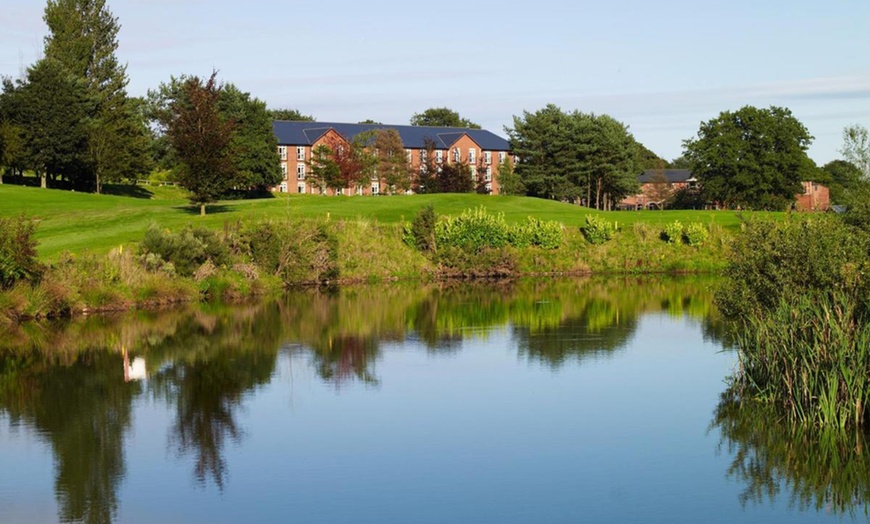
[0,277,867,523]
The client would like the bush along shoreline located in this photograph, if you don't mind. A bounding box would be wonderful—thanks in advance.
[1,209,730,322]
[717,215,870,429]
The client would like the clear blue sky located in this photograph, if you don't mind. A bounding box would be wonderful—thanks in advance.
[2,0,868,164]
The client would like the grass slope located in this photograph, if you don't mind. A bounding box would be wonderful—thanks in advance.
[0,184,753,259]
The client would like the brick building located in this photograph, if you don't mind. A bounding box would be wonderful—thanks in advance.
[272,121,513,195]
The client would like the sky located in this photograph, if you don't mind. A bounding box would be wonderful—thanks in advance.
[1,0,869,165]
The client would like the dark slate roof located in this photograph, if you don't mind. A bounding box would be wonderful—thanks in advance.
[272,121,511,151]
[637,169,696,184]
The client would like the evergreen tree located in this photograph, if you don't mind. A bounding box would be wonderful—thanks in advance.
[218,84,281,192]
[43,0,152,192]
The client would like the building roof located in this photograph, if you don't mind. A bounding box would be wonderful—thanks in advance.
[638,169,696,184]
[273,121,511,151]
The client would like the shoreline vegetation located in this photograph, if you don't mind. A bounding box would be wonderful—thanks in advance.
[0,185,736,323]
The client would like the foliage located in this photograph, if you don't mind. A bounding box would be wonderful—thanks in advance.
[436,207,511,252]
[43,0,152,192]
[0,215,44,288]
[646,170,674,206]
[840,124,870,180]
[683,223,709,246]
[407,204,437,252]
[243,221,338,284]
[716,215,868,320]
[217,84,281,191]
[268,108,314,121]
[509,217,563,249]
[162,72,237,215]
[435,162,474,193]
[370,128,412,194]
[581,215,618,245]
[410,107,480,129]
[139,224,229,277]
[683,106,816,210]
[496,158,525,196]
[507,104,641,208]
[821,159,863,205]
[662,220,683,244]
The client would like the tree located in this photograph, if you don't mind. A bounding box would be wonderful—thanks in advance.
[44,0,152,192]
[683,106,815,210]
[163,72,237,216]
[840,124,870,180]
[0,79,28,183]
[306,144,339,194]
[507,104,640,208]
[822,160,863,205]
[646,171,674,207]
[217,84,281,192]
[268,108,314,121]
[496,158,525,195]
[410,107,480,129]
[358,119,381,124]
[413,137,439,194]
[370,128,412,194]
[435,162,474,193]
[17,58,94,189]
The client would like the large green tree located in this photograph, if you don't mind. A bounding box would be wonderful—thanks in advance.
[507,104,640,208]
[218,84,281,192]
[822,160,863,205]
[17,59,94,189]
[268,107,314,121]
[43,0,152,192]
[369,128,412,194]
[683,106,815,210]
[163,73,237,215]
[410,107,480,129]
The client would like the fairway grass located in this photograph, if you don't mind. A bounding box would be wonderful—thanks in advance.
[0,184,755,259]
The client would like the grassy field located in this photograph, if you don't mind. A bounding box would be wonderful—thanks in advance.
[0,183,757,259]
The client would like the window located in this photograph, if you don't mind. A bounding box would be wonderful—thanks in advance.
[296,146,305,161]
[372,182,380,195]
[406,149,412,163]
[436,150,443,163]
[419,149,426,163]
[280,163,287,179]
[278,146,287,160]
[453,148,461,163]
[485,182,492,193]
[485,167,492,182]
[297,163,305,179]
[279,182,287,193]
[470,166,477,178]
[498,151,506,164]
[297,183,306,194]
[484,151,491,165]
[468,148,476,164]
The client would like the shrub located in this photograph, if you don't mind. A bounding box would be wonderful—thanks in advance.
[436,207,510,252]
[683,223,709,246]
[408,204,437,252]
[0,215,44,288]
[581,215,618,245]
[244,220,338,284]
[510,217,563,249]
[139,225,229,277]
[662,220,683,244]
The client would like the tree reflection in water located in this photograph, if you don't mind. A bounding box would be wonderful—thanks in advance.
[713,388,870,516]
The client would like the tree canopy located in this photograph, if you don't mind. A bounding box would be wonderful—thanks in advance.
[506,104,640,208]
[268,108,314,121]
[683,105,816,210]
[410,107,480,129]
[162,72,237,215]
[840,124,870,180]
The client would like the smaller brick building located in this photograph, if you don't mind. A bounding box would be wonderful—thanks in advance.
[795,181,830,211]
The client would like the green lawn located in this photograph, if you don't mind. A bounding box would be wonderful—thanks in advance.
[0,184,756,259]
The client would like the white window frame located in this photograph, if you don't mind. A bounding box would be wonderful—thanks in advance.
[280,163,288,179]
[297,183,306,194]
[297,163,305,180]
[372,182,380,195]
[278,146,287,160]
[499,151,506,164]
[485,167,492,182]
[296,146,305,161]
[484,151,491,165]
[436,150,443,163]
[453,148,461,163]
[468,148,476,164]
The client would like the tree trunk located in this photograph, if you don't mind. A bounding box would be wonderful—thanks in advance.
[40,171,46,188]
[200,203,206,216]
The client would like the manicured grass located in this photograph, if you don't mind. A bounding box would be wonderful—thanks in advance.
[0,183,760,259]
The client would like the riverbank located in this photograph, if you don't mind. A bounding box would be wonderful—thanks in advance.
[0,209,731,323]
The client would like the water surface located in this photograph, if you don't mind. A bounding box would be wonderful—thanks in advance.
[1,277,866,523]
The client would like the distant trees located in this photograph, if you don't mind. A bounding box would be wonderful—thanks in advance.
[506,104,641,209]
[268,108,314,122]
[410,107,480,129]
[840,124,870,180]
[162,73,237,216]
[683,106,816,210]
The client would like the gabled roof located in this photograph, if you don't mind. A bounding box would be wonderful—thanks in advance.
[638,169,696,184]
[273,121,511,151]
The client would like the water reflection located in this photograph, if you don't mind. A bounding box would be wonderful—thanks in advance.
[0,277,723,523]
[713,388,870,517]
